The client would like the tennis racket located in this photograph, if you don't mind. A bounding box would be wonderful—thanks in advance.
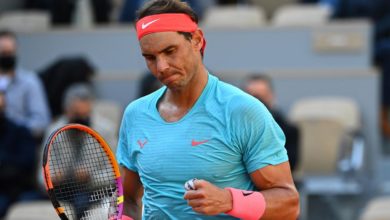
[42,124,123,220]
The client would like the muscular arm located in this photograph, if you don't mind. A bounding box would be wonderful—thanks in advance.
[184,162,299,219]
[121,167,143,220]
[250,161,299,220]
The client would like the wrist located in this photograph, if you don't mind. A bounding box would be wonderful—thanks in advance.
[225,187,266,220]
[223,188,234,213]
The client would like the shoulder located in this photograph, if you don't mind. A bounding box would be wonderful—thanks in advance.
[209,78,272,133]
[214,79,266,116]
[15,68,42,86]
[48,117,67,132]
[16,68,39,80]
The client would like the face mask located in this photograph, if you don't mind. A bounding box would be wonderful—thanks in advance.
[0,74,11,91]
[0,55,16,72]
[70,117,91,127]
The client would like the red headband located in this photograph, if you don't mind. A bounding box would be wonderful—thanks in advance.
[136,13,206,55]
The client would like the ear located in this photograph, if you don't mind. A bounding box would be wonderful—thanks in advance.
[192,29,204,51]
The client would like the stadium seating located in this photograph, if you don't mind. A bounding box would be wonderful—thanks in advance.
[271,4,331,26]
[0,11,50,32]
[359,196,390,220]
[6,201,57,220]
[248,0,298,19]
[201,5,266,28]
[289,96,365,220]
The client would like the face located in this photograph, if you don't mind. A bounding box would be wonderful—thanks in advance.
[245,80,274,108]
[0,36,17,72]
[0,36,16,55]
[139,30,204,91]
[67,99,92,120]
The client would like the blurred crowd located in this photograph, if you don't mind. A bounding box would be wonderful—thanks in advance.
[0,0,248,26]
[0,27,125,216]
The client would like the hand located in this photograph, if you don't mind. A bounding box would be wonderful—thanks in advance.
[183,179,233,215]
[108,215,133,220]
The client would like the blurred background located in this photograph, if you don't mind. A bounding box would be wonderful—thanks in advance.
[0,0,389,219]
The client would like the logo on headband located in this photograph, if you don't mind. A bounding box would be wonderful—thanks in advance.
[141,19,160,30]
[136,14,206,55]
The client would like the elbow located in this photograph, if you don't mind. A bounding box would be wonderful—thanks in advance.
[280,186,300,220]
[291,188,300,219]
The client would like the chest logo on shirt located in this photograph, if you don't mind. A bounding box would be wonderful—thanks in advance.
[191,139,209,147]
[137,139,148,148]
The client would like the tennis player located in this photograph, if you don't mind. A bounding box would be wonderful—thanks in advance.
[116,0,299,219]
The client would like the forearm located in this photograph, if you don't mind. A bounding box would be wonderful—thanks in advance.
[123,198,142,220]
[246,162,300,219]
[121,168,144,220]
[260,187,299,220]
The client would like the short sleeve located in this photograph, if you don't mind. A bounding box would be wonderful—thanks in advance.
[116,110,138,172]
[230,97,288,173]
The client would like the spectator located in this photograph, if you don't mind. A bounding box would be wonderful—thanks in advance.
[38,83,119,192]
[39,56,95,119]
[0,29,50,138]
[43,83,118,150]
[244,74,299,171]
[0,91,37,218]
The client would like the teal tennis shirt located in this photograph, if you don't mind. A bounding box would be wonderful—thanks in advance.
[116,73,288,219]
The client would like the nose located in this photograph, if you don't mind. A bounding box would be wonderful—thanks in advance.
[156,56,169,74]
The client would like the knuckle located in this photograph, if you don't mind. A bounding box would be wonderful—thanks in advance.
[198,191,206,198]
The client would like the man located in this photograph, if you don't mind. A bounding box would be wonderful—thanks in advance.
[116,0,299,219]
[0,91,37,218]
[245,74,299,172]
[43,83,117,151]
[0,30,50,137]
[38,83,118,194]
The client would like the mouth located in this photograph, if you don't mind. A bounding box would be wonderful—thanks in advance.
[161,73,180,85]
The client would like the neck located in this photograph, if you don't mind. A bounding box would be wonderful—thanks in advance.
[157,67,208,122]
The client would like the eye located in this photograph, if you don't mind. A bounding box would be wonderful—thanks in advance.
[144,55,155,61]
[165,48,176,55]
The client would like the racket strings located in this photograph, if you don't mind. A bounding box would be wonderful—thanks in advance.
[48,129,119,219]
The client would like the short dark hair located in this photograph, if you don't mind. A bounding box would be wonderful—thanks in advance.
[0,29,16,40]
[136,0,198,23]
[136,0,198,41]
[63,83,94,110]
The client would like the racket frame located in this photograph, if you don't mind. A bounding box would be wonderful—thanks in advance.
[42,124,123,220]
